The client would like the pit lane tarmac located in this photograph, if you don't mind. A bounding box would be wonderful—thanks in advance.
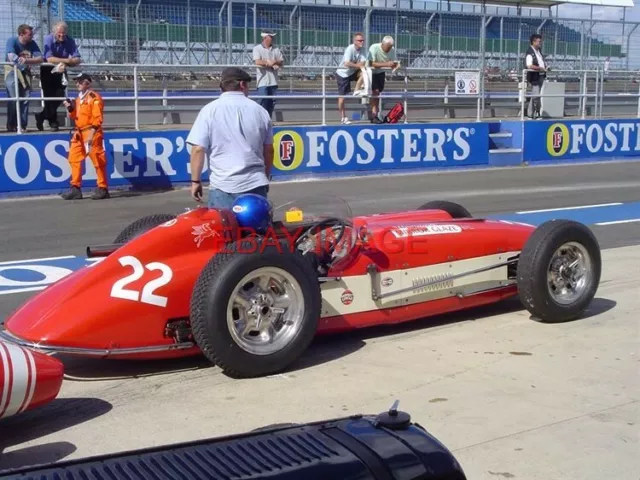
[0,161,639,480]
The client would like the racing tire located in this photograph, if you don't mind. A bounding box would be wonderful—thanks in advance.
[190,237,322,378]
[417,200,472,218]
[516,219,601,323]
[113,214,177,244]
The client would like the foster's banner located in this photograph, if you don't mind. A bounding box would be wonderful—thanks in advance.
[0,123,489,194]
[525,119,640,162]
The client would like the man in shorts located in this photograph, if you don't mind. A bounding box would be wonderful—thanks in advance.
[335,32,366,125]
[367,35,399,124]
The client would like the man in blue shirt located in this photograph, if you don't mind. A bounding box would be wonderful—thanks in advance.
[35,21,82,132]
[4,24,42,132]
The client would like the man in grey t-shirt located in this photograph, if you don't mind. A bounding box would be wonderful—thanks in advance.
[187,67,274,209]
[252,31,284,119]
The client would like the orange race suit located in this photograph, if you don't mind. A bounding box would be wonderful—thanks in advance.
[67,89,107,189]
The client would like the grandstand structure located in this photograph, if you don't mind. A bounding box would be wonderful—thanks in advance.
[12,0,637,74]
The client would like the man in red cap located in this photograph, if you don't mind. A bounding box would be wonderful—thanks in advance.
[61,72,109,200]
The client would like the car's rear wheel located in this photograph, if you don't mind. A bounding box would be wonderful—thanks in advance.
[517,219,601,323]
[114,214,177,244]
[190,238,321,378]
[417,200,472,218]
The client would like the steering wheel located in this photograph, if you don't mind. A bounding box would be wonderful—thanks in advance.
[294,217,350,259]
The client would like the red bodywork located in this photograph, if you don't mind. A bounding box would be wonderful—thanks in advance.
[1,206,535,360]
[0,341,64,419]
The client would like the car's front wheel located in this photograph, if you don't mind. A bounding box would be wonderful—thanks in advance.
[517,219,601,323]
[190,238,321,378]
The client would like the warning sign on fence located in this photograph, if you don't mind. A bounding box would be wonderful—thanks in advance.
[454,71,480,95]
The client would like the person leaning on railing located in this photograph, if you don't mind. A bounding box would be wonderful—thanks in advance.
[367,36,399,124]
[4,24,43,132]
[35,21,83,132]
[335,32,367,125]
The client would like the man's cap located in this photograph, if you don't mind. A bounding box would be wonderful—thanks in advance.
[220,67,251,84]
[261,30,277,38]
[74,72,92,82]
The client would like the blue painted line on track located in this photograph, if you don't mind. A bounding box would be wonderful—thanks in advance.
[0,202,638,297]
[485,201,640,227]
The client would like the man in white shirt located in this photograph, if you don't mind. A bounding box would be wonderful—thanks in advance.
[524,34,549,119]
[187,67,274,209]
[335,32,366,124]
[252,31,284,119]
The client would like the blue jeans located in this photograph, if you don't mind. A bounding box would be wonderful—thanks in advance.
[5,72,31,130]
[257,85,278,118]
[208,185,269,209]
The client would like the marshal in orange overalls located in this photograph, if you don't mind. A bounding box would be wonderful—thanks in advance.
[61,73,110,200]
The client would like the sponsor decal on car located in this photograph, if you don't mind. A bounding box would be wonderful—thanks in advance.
[160,219,178,227]
[390,224,463,238]
[341,289,354,305]
[192,222,219,248]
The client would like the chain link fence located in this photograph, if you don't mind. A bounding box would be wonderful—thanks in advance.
[3,0,637,75]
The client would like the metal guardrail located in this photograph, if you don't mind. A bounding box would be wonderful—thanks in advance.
[2,62,636,134]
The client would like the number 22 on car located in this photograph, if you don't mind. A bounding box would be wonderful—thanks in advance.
[109,255,174,308]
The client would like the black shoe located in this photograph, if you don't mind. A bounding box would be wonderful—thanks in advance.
[61,186,82,200]
[91,187,110,200]
[50,122,59,132]
[371,116,383,124]
[35,113,43,131]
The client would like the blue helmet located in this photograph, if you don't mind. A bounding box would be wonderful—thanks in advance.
[231,194,272,233]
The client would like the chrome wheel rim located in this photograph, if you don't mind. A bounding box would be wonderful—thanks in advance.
[226,267,304,355]
[547,241,593,305]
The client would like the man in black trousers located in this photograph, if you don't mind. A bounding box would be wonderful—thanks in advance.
[35,21,82,132]
[524,34,549,119]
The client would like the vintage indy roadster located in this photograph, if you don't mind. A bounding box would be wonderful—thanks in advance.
[0,196,601,378]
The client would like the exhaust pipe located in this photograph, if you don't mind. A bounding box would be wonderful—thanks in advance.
[86,243,124,258]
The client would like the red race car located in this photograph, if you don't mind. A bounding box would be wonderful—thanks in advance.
[0,196,601,378]
[0,341,64,419]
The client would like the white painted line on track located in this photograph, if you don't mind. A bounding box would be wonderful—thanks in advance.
[516,203,623,214]
[0,255,76,266]
[595,218,640,226]
[0,286,47,296]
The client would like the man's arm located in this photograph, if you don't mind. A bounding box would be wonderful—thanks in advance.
[253,45,271,68]
[186,107,211,183]
[368,45,394,69]
[272,48,284,67]
[189,145,206,182]
[525,54,545,71]
[46,38,82,66]
[263,144,274,178]
[25,42,44,65]
[263,117,274,178]
[342,46,363,69]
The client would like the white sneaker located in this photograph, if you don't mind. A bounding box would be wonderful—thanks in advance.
[341,117,352,124]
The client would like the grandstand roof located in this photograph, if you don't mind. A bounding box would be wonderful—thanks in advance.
[462,0,633,8]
